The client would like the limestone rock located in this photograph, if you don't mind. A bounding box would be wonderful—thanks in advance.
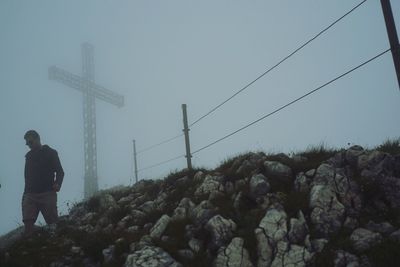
[150,215,170,240]
[350,228,383,253]
[264,160,292,179]
[124,245,182,267]
[389,229,400,242]
[365,221,396,236]
[310,185,345,237]
[99,194,118,212]
[288,211,308,244]
[258,208,288,243]
[310,238,328,253]
[195,175,222,197]
[294,173,312,193]
[171,198,195,221]
[255,209,288,267]
[249,174,270,197]
[334,250,360,267]
[192,200,216,225]
[205,215,237,251]
[213,237,253,267]
[271,243,313,267]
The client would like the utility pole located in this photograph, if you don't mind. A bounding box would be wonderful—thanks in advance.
[133,139,138,184]
[380,0,400,90]
[182,104,192,170]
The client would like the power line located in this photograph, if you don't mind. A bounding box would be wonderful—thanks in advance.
[189,0,367,128]
[192,48,391,155]
[137,154,185,172]
[137,133,184,154]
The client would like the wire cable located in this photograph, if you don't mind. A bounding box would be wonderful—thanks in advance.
[192,48,391,155]
[137,133,184,154]
[189,0,367,128]
[137,154,186,172]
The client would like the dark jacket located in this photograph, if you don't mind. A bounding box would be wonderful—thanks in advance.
[24,145,64,193]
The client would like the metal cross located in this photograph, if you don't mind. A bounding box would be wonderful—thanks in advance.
[49,43,124,198]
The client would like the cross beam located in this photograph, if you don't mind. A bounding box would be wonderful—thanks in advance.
[49,43,124,198]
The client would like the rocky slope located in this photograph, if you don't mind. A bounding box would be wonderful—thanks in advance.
[1,144,400,267]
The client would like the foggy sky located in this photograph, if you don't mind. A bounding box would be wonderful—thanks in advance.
[1,0,400,235]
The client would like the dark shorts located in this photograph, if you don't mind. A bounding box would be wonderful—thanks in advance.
[22,191,58,224]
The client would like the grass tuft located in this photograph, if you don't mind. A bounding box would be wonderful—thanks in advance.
[375,138,400,155]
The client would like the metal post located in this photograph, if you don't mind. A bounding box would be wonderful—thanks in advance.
[381,0,400,90]
[133,140,139,183]
[182,104,192,170]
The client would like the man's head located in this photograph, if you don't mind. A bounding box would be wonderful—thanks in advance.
[24,130,41,150]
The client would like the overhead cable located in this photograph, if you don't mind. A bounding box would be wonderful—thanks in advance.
[192,48,390,155]
[137,154,185,172]
[137,133,184,155]
[189,0,368,128]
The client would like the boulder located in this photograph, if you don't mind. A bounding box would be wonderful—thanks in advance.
[124,245,182,267]
[350,228,383,253]
[365,221,396,236]
[99,194,118,211]
[334,250,359,267]
[309,185,345,237]
[271,243,313,267]
[255,208,288,267]
[205,215,237,251]
[249,174,270,197]
[288,211,308,244]
[213,237,253,267]
[264,161,292,179]
[171,198,195,221]
[150,215,170,240]
[294,173,312,193]
[258,208,288,243]
[195,175,222,197]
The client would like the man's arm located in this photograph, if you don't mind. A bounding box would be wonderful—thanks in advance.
[52,150,64,191]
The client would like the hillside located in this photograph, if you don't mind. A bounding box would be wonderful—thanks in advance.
[1,142,400,267]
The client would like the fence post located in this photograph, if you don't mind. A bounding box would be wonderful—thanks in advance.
[380,0,400,90]
[182,104,193,170]
[133,139,139,183]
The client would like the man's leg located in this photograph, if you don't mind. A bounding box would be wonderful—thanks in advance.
[22,193,39,236]
[39,191,58,225]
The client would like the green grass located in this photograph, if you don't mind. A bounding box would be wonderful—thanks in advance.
[375,138,400,155]
[294,143,339,173]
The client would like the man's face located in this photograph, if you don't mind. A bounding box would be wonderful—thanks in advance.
[25,136,40,150]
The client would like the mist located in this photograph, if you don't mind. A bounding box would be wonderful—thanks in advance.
[1,0,400,235]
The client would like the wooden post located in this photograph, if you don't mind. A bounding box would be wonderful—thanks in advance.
[381,0,400,90]
[133,140,138,183]
[182,104,192,170]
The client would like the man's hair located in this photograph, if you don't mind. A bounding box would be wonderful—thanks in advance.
[24,130,40,140]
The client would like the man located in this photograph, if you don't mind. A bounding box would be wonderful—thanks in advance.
[22,130,64,236]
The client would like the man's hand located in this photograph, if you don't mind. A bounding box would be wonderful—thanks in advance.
[53,183,60,192]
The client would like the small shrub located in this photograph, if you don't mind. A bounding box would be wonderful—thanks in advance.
[85,194,101,212]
